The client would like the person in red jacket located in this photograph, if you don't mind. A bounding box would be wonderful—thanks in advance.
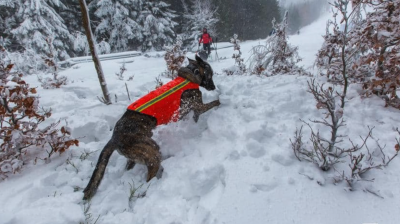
[198,27,212,56]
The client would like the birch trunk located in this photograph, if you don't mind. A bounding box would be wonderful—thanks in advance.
[78,0,112,105]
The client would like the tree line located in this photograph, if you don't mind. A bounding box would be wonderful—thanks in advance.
[0,0,281,60]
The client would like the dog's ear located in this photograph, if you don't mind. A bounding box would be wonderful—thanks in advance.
[187,57,196,64]
[177,67,201,84]
[195,54,205,65]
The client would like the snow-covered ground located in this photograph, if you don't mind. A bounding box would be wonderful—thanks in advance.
[1,12,400,224]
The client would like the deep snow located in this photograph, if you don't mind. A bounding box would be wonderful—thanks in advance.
[1,12,399,224]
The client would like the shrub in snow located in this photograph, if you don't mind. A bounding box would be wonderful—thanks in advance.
[315,4,360,85]
[336,130,398,189]
[163,36,186,79]
[354,0,400,109]
[38,74,68,90]
[292,124,398,192]
[38,38,68,89]
[292,0,398,194]
[222,65,246,77]
[2,49,45,75]
[316,0,400,109]
[293,1,353,170]
[115,62,127,80]
[291,79,346,171]
[154,75,164,89]
[248,12,304,76]
[0,56,78,179]
[223,34,246,76]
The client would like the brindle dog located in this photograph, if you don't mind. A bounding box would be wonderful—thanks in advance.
[83,55,220,200]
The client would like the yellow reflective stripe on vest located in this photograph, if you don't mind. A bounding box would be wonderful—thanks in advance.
[135,79,191,112]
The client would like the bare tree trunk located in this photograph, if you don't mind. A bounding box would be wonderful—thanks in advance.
[339,0,352,109]
[78,0,112,105]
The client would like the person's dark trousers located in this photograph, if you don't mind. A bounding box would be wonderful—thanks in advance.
[203,43,211,56]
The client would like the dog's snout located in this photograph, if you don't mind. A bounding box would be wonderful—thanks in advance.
[206,82,216,90]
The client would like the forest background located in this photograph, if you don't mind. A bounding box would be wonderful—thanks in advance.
[0,0,327,62]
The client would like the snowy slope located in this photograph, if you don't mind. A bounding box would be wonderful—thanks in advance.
[1,12,399,224]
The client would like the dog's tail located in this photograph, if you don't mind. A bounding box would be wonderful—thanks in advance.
[83,140,115,200]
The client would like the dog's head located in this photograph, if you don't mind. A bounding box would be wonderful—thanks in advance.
[178,54,216,91]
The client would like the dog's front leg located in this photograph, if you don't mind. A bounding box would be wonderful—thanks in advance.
[193,98,220,122]
[180,90,220,122]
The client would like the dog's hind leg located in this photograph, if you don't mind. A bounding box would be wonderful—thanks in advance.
[119,137,162,182]
[83,140,115,200]
[125,160,136,170]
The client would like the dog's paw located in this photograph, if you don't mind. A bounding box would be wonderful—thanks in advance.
[193,113,200,122]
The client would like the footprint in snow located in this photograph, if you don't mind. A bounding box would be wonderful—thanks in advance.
[246,140,266,158]
[271,153,294,166]
[190,165,226,196]
[250,181,279,193]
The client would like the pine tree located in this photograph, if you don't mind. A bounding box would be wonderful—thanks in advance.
[163,0,188,35]
[91,0,142,52]
[57,0,85,33]
[138,0,177,51]
[10,0,74,60]
[0,1,24,52]
[182,0,219,48]
[56,0,87,57]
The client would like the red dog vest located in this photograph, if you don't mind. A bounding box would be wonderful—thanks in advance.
[127,77,199,125]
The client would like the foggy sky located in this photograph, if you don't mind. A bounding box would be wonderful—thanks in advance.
[280,0,328,7]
